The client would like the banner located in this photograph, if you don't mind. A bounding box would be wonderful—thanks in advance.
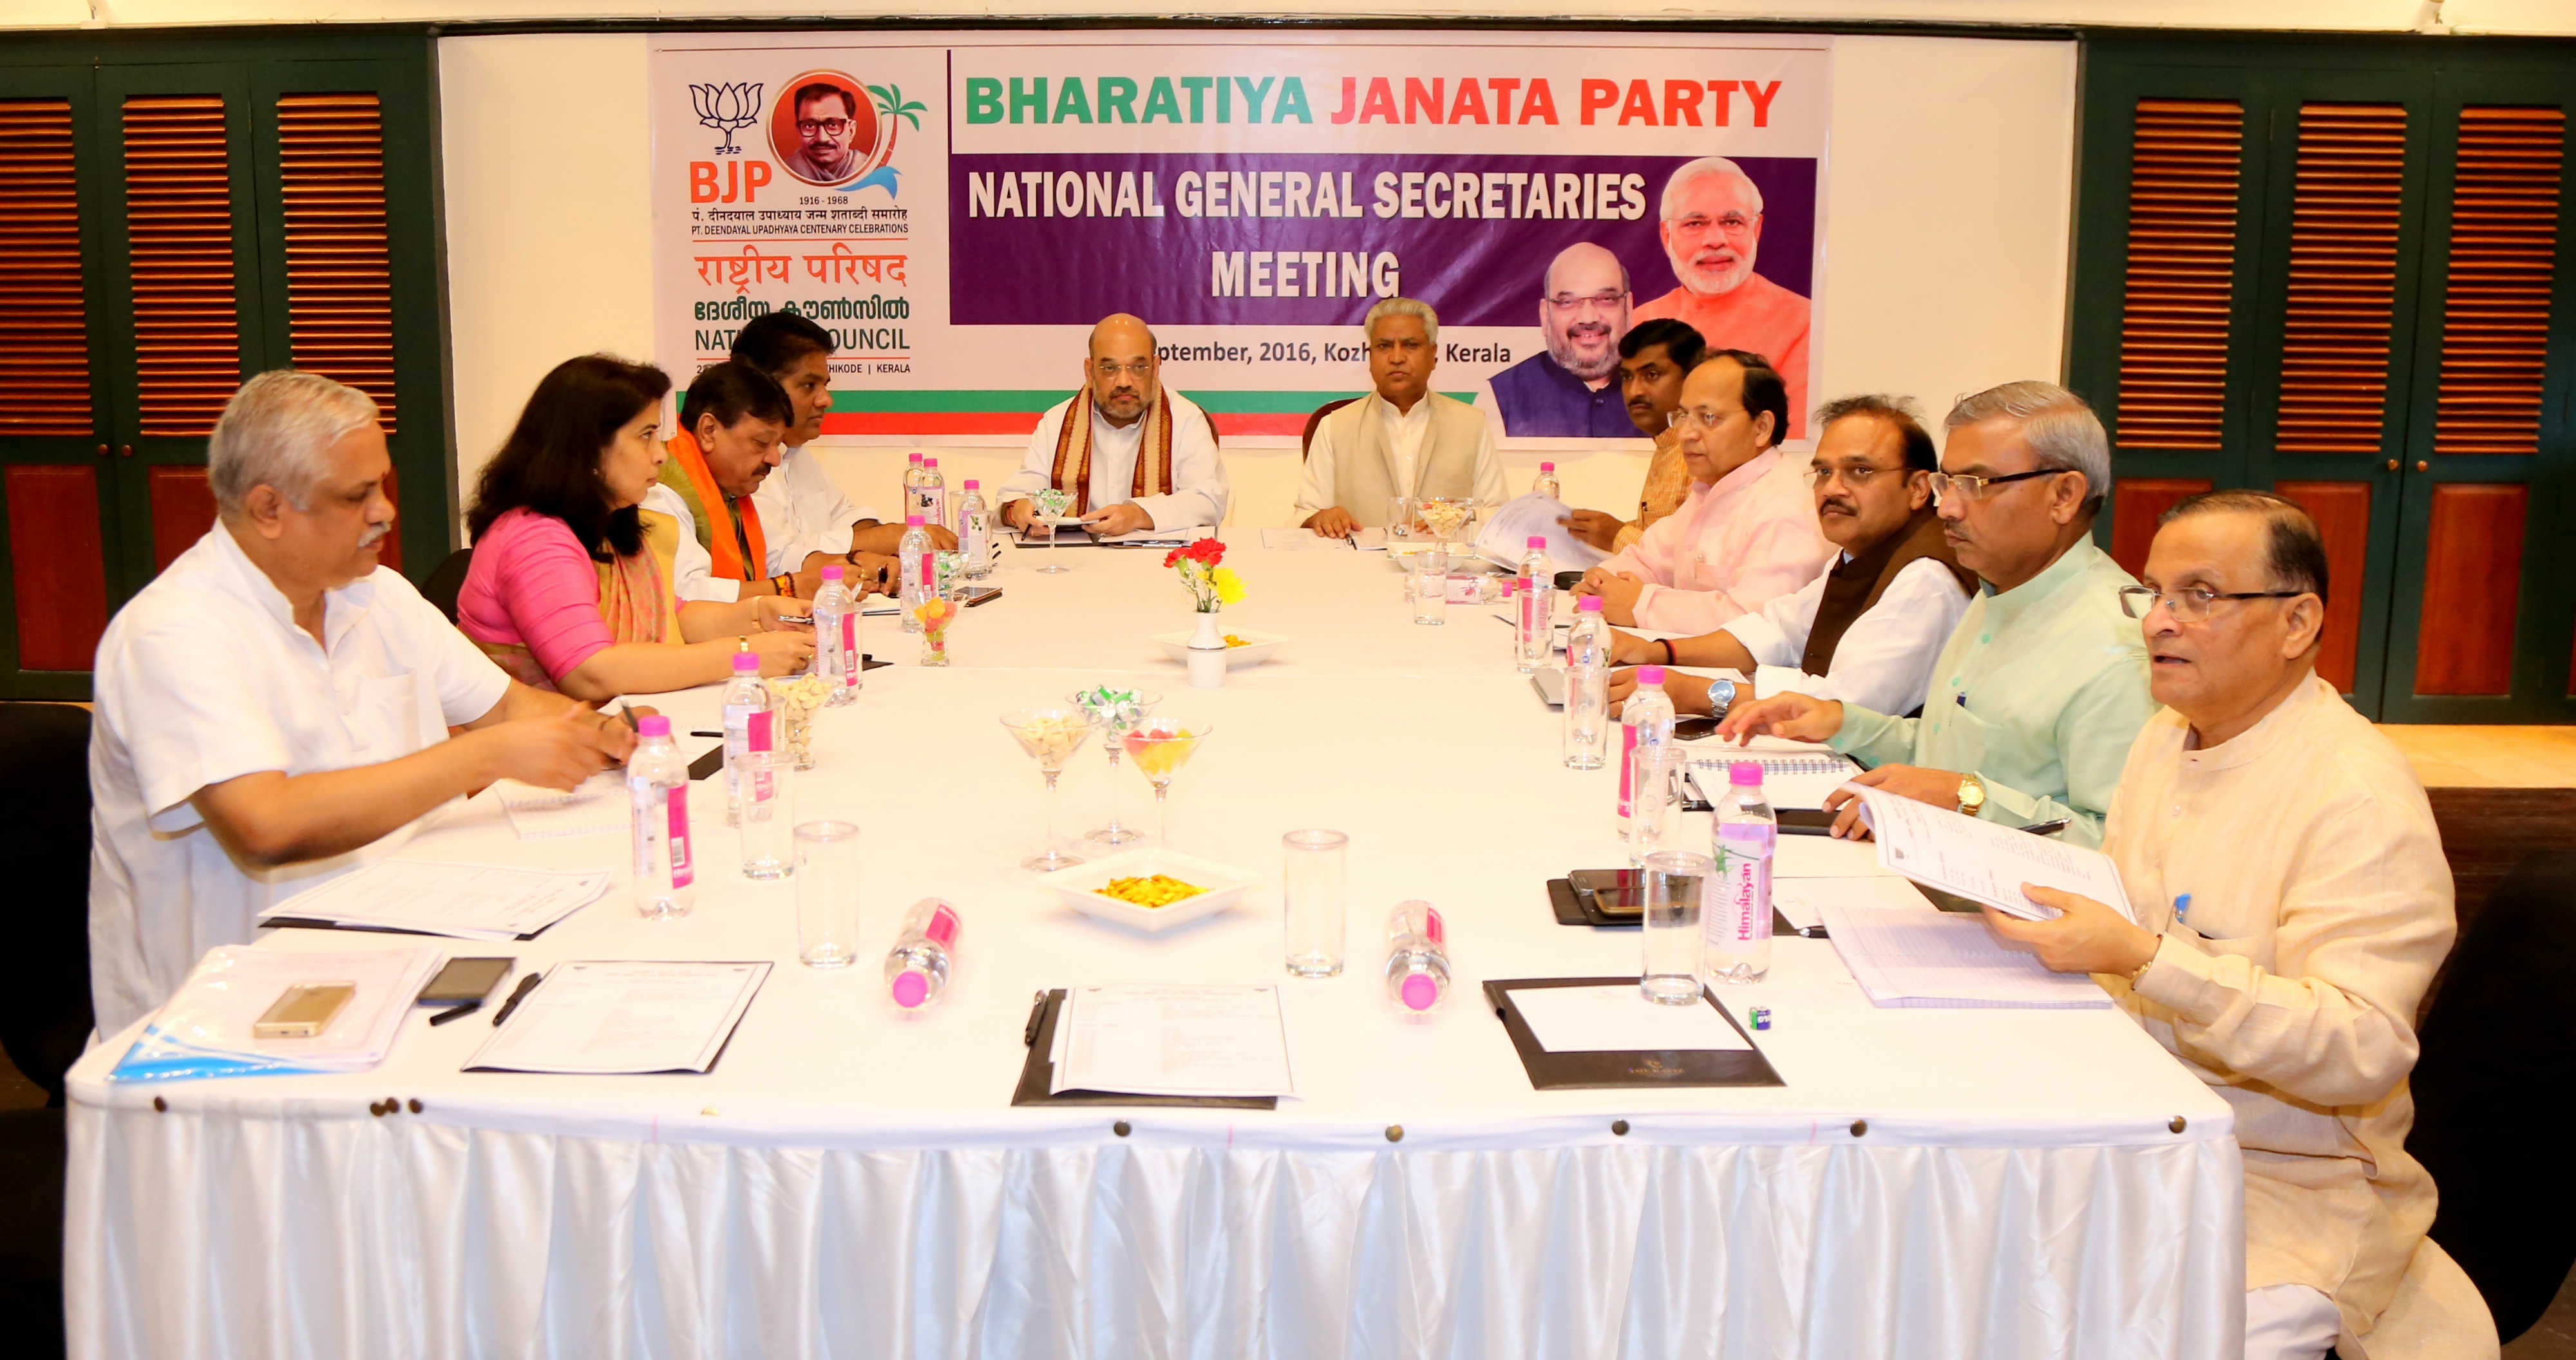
[650,32,1831,447]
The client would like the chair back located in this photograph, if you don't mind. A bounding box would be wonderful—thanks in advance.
[2407,848,2576,1343]
[0,704,95,1102]
[421,547,474,625]
[1301,397,1358,460]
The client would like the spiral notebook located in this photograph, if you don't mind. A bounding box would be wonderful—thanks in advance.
[1681,746,1861,811]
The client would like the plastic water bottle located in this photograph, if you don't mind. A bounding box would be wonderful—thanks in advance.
[922,457,949,529]
[1535,460,1561,500]
[958,478,992,580]
[737,712,791,880]
[1620,663,1677,838]
[812,563,858,706]
[886,897,961,1010]
[720,649,772,826]
[1564,595,1609,770]
[1383,900,1452,1015]
[627,715,694,919]
[898,514,933,632]
[1706,762,1777,983]
[1516,534,1552,674]
[900,451,925,517]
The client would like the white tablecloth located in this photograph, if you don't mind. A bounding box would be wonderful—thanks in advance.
[66,536,2243,1358]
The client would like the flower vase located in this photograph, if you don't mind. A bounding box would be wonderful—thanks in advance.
[1186,610,1227,688]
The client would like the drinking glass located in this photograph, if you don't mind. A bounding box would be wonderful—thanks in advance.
[1418,496,1476,552]
[1071,685,1161,845]
[737,750,792,880]
[1282,828,1349,978]
[1122,717,1213,851]
[1388,495,1417,540]
[1411,545,1448,625]
[1640,850,1711,1004]
[1628,746,1685,865]
[793,820,862,968]
[1001,707,1095,871]
[1031,516,1070,573]
[1032,491,1073,574]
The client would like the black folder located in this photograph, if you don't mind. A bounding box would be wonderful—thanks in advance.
[1483,977,1783,1090]
[1010,988,1278,1110]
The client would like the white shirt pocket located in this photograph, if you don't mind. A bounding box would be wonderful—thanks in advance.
[345,670,428,762]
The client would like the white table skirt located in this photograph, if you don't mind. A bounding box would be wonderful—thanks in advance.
[67,536,2245,1357]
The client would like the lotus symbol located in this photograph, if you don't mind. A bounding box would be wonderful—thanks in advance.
[690,81,763,155]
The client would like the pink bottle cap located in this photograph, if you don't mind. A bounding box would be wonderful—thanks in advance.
[1638,665,1666,684]
[891,969,930,1008]
[1578,596,1603,612]
[820,564,842,581]
[1730,761,1765,787]
[963,478,980,489]
[1400,973,1439,1012]
[905,514,925,526]
[636,715,670,737]
[1540,461,1555,471]
[731,650,759,672]
[907,451,923,464]
[925,457,940,468]
[1501,578,1519,595]
[1526,536,1546,549]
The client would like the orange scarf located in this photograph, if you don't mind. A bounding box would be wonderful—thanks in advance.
[661,428,768,582]
[1048,388,1171,517]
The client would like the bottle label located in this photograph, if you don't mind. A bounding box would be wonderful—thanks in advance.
[1517,577,1537,635]
[1712,832,1774,945]
[924,903,960,948]
[840,613,860,686]
[667,785,694,887]
[1617,724,1639,819]
[1423,905,1445,947]
[918,552,934,586]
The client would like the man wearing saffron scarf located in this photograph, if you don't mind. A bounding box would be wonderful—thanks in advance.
[663,361,891,602]
[998,314,1231,537]
[1607,394,1974,721]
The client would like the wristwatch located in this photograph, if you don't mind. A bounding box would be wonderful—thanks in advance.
[1955,772,1988,816]
[1707,677,1737,717]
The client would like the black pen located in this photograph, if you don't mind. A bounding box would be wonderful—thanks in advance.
[1022,990,1052,1046]
[491,970,545,1027]
[614,702,638,732]
[689,730,724,739]
[428,1001,480,1026]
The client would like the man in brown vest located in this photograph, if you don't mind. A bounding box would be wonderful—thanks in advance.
[1607,394,1974,719]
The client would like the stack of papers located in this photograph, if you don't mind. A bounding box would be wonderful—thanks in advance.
[258,859,612,941]
[108,944,442,1081]
[467,961,771,1074]
[1472,491,1609,571]
[1772,875,1933,932]
[1050,984,1296,1098]
[1819,902,2110,1008]
[1844,786,2136,922]
[497,770,627,840]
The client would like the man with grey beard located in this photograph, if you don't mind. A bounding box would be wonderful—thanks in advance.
[1477,241,1640,439]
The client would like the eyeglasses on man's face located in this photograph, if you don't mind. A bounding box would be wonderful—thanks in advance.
[1926,467,2065,504]
[797,118,853,140]
[1544,290,1628,313]
[1093,360,1153,380]
[2118,585,2306,623]
[1667,406,1741,431]
[1806,463,1906,489]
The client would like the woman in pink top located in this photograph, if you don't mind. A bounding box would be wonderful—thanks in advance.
[457,355,813,699]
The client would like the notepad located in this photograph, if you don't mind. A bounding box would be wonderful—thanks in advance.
[1510,983,1754,1052]
[465,961,771,1074]
[1684,746,1862,811]
[1048,984,1296,1099]
[1845,786,2136,923]
[1819,902,2110,1008]
[258,859,611,941]
[1772,875,1935,932]
[496,771,626,840]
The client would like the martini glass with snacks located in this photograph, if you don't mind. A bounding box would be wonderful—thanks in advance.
[1070,685,1162,845]
[1417,496,1477,554]
[1032,488,1074,574]
[1122,717,1214,851]
[1001,707,1096,871]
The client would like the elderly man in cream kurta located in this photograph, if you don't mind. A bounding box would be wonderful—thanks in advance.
[1988,492,2463,1360]
[1294,297,1506,538]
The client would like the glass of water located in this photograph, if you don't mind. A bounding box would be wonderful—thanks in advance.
[1282,828,1349,978]
[1411,545,1448,625]
[1388,495,1417,540]
[1628,746,1685,865]
[793,820,862,967]
[1640,849,1710,1005]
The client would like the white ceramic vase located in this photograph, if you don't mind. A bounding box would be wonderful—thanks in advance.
[1186,611,1227,688]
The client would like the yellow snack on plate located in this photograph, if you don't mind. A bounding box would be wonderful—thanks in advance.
[1099,874,1206,908]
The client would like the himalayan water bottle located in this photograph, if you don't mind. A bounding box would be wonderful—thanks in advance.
[900,451,926,520]
[886,897,962,1010]
[737,710,791,880]
[1535,460,1561,500]
[628,715,694,919]
[812,563,858,706]
[1706,762,1777,983]
[1516,534,1552,674]
[1620,663,1677,839]
[898,515,934,632]
[958,478,992,580]
[1564,595,1609,770]
[922,457,949,529]
[720,649,772,826]
[1382,900,1452,1015]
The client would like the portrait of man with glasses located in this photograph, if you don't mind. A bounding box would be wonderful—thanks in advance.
[1632,156,1813,439]
[779,79,869,186]
[1477,242,1643,439]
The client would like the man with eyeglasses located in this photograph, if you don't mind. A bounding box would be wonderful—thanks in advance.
[1604,395,1974,721]
[782,82,866,185]
[1474,242,1640,439]
[1718,381,2153,847]
[1632,156,1811,439]
[1982,491,2458,1360]
[1296,297,1505,537]
[1558,319,1705,554]
[999,313,1230,537]
[1571,348,1831,632]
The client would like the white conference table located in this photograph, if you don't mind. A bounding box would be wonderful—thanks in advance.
[66,534,2242,1359]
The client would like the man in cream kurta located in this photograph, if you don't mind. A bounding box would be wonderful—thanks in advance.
[1295,298,1505,536]
[1991,492,2459,1360]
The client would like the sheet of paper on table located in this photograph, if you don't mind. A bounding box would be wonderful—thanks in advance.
[495,770,627,840]
[1048,983,1296,1098]
[256,859,612,940]
[465,961,772,1075]
[109,943,442,1081]
[1819,902,2112,1008]
[1770,875,1935,932]
[1846,786,2136,922]
[1470,491,1609,572]
[1508,983,1753,1052]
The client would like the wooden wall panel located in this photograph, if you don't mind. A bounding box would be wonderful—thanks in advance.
[147,465,216,572]
[2108,476,2213,579]
[276,93,397,431]
[122,95,242,437]
[2115,99,2244,450]
[0,97,94,437]
[2436,106,2564,457]
[2273,480,2371,692]
[2414,483,2526,695]
[2273,103,2409,455]
[5,465,111,671]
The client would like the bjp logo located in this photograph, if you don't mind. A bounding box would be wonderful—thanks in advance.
[770,71,923,198]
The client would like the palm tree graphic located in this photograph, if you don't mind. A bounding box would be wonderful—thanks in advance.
[866,83,927,157]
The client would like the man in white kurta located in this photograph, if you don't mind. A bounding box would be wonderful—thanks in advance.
[89,373,632,1034]
[1986,493,2460,1360]
[999,314,1231,535]
[1294,298,1506,536]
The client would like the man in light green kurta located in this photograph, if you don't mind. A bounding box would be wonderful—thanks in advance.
[1716,381,2154,847]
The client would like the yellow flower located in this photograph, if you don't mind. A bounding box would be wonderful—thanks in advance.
[1211,566,1246,605]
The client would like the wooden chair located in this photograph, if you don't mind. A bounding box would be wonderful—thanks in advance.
[421,546,475,625]
[1300,397,1358,460]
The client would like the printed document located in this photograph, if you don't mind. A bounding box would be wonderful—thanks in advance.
[258,859,611,940]
[466,961,770,1074]
[1471,491,1609,571]
[1819,902,2111,1008]
[1050,984,1296,1097]
[1848,786,2136,922]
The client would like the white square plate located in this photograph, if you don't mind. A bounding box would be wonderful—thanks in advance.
[1044,850,1258,933]
[1150,629,1283,669]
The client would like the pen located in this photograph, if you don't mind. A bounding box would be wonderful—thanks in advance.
[689,730,724,739]
[1022,990,1052,1047]
[614,702,638,732]
[491,970,544,1027]
[772,613,813,626]
[428,1001,480,1026]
